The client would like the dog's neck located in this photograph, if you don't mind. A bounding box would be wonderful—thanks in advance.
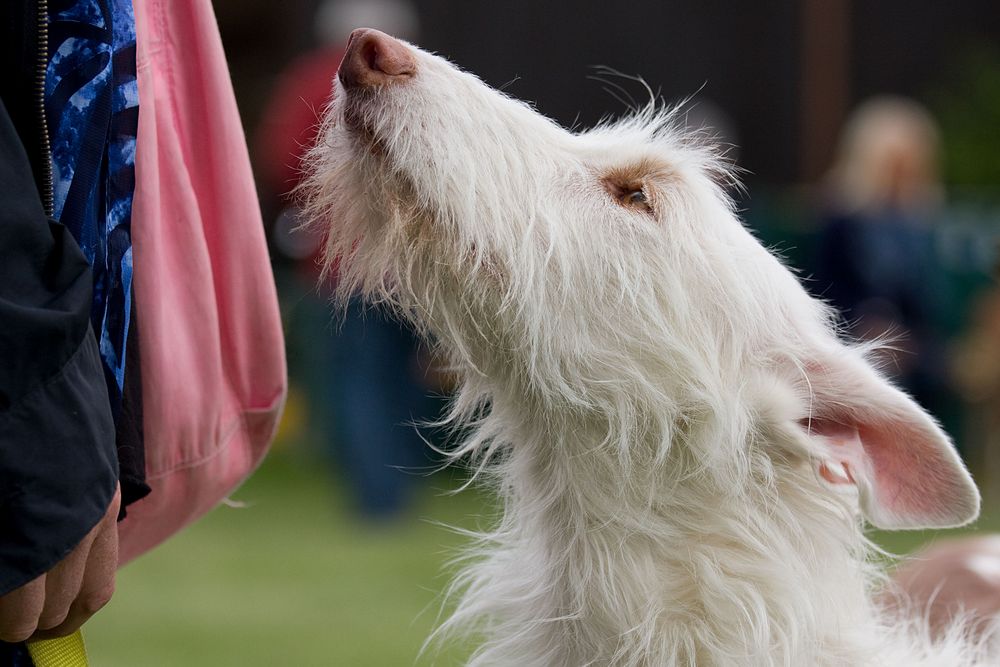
[449,392,884,665]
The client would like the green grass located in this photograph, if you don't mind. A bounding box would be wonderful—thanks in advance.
[87,451,484,666]
[87,449,997,666]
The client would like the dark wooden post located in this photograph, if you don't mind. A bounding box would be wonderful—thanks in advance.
[800,0,852,182]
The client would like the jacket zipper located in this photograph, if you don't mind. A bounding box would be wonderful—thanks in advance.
[36,0,54,217]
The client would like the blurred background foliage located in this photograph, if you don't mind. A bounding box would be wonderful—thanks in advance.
[931,45,1000,188]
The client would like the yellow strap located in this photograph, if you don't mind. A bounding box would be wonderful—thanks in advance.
[26,630,88,667]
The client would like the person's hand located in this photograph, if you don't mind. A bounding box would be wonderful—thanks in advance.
[888,534,1000,636]
[0,484,120,642]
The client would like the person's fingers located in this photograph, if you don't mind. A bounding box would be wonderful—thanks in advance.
[35,527,98,632]
[31,486,120,641]
[0,576,46,643]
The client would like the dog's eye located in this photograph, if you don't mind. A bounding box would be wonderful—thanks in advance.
[623,189,648,206]
[619,188,653,214]
[602,169,658,216]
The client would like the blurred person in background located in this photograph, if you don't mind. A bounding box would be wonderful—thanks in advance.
[813,97,954,423]
[256,0,441,520]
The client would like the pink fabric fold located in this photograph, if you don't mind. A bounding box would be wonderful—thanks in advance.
[119,0,287,565]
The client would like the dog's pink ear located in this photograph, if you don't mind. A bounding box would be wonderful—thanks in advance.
[801,351,979,530]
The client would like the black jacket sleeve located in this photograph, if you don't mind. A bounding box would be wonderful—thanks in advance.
[0,98,118,596]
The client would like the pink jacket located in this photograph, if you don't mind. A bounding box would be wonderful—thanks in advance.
[118,0,287,564]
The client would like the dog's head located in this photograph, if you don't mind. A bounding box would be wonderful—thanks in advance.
[303,29,978,530]
[303,30,777,383]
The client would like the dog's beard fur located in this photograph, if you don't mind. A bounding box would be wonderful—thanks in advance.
[301,36,986,666]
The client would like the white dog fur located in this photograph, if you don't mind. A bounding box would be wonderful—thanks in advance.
[303,31,987,666]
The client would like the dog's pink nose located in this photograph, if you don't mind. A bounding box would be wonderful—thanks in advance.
[338,28,416,89]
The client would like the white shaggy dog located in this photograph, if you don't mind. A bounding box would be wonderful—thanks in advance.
[303,29,988,666]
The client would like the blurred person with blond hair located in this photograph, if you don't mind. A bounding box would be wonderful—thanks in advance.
[813,96,951,419]
[813,98,1000,644]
